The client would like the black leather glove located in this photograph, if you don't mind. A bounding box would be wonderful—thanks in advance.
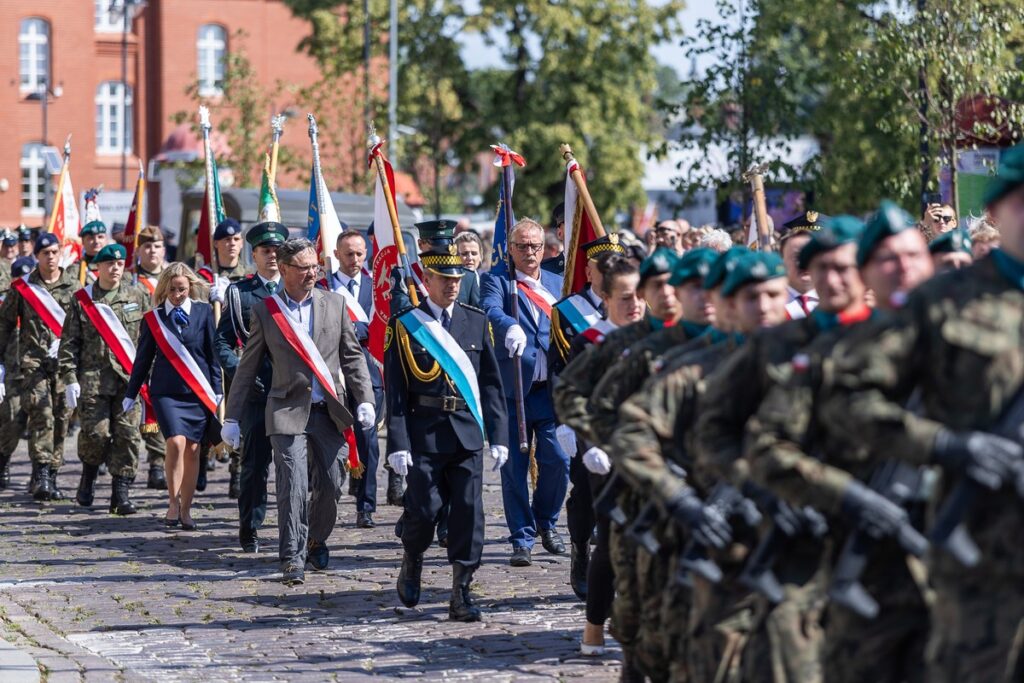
[933,428,1023,491]
[742,481,801,536]
[666,488,733,549]
[839,480,908,539]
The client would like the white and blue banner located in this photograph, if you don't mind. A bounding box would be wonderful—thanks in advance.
[554,293,600,334]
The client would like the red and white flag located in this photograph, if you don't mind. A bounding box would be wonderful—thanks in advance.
[368,141,400,370]
[563,159,599,295]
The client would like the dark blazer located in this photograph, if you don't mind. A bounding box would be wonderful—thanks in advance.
[385,301,508,454]
[126,301,223,401]
[480,268,564,399]
[390,267,480,313]
[215,275,274,399]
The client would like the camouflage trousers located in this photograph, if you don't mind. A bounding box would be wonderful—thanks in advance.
[23,369,68,468]
[658,525,693,683]
[926,575,1022,683]
[634,518,674,682]
[0,379,27,459]
[609,491,642,651]
[686,574,758,683]
[142,430,165,467]
[78,389,142,478]
[744,579,826,683]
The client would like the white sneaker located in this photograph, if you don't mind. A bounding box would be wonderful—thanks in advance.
[580,642,605,656]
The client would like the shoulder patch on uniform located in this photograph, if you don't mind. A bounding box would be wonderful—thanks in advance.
[384,324,394,351]
[123,302,140,312]
[791,353,810,373]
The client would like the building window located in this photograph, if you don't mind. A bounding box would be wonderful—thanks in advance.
[95,0,125,32]
[197,24,227,96]
[95,81,133,155]
[19,18,50,93]
[20,143,46,216]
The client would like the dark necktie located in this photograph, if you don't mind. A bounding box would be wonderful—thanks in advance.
[171,306,189,329]
[266,280,277,295]
[441,309,451,331]
[347,279,357,296]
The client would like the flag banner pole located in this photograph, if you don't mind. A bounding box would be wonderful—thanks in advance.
[46,136,71,237]
[743,163,773,252]
[367,124,418,307]
[559,143,606,296]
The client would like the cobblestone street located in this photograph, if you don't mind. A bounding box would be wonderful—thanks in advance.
[0,439,621,682]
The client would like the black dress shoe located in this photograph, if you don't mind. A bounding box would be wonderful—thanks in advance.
[356,511,375,529]
[570,542,590,601]
[307,540,329,571]
[147,465,167,490]
[282,564,305,585]
[437,534,448,549]
[509,546,532,567]
[397,552,423,607]
[540,528,567,555]
[449,564,482,622]
[240,532,260,553]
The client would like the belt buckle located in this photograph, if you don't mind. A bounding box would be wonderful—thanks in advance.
[442,395,458,412]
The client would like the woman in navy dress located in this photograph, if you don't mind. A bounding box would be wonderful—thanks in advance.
[125,262,222,530]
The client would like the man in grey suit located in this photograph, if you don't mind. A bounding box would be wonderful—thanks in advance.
[222,238,375,585]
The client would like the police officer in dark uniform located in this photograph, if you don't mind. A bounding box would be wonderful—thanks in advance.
[214,221,288,553]
[386,246,509,622]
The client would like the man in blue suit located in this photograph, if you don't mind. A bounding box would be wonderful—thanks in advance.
[480,217,569,566]
[326,229,384,529]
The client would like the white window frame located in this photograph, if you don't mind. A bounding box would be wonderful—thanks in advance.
[95,81,133,155]
[197,24,227,97]
[20,143,46,217]
[19,18,50,94]
[95,0,125,32]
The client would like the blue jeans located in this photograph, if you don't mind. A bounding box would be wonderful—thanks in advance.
[499,386,570,550]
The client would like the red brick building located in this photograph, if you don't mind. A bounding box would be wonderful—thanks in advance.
[0,0,332,228]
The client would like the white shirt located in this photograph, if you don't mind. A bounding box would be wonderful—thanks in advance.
[786,286,819,317]
[424,298,456,324]
[257,274,281,290]
[163,298,194,316]
[333,270,361,298]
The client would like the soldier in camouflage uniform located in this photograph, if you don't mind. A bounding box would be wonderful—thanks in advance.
[744,203,936,683]
[0,256,34,489]
[77,220,109,284]
[815,151,1024,682]
[0,233,82,501]
[60,244,151,514]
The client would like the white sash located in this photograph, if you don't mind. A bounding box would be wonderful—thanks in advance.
[331,276,370,323]
[14,274,66,335]
[265,296,345,400]
[81,285,137,360]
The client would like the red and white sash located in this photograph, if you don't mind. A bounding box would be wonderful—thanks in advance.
[75,286,157,428]
[144,308,220,414]
[581,319,618,345]
[264,295,361,473]
[11,275,66,337]
[331,277,370,324]
[516,277,556,322]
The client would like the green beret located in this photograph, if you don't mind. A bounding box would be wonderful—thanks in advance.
[722,252,786,297]
[983,143,1024,207]
[857,200,916,266]
[246,221,289,248]
[929,228,973,256]
[92,243,127,264]
[639,246,680,284]
[670,247,717,286]
[797,215,865,270]
[80,220,108,237]
[703,246,749,290]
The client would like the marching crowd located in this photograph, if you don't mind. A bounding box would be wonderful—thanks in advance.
[0,136,1023,683]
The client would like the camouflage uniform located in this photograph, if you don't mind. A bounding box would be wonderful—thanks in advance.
[0,263,28,482]
[0,267,81,470]
[58,281,151,477]
[820,255,1024,683]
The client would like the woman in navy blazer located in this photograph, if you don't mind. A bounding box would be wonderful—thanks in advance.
[125,262,222,530]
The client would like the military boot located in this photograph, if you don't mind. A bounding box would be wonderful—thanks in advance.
[0,454,10,490]
[147,464,166,490]
[33,464,53,501]
[28,461,42,496]
[48,467,64,500]
[228,470,241,499]
[76,463,100,507]
[109,476,137,515]
[449,564,482,622]
[396,552,423,608]
[570,542,590,601]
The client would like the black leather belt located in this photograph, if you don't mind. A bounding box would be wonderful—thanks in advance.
[311,400,329,411]
[412,394,467,412]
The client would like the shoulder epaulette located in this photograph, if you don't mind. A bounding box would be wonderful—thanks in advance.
[394,305,417,318]
[457,302,485,315]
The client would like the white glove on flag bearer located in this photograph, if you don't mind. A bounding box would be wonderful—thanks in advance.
[583,446,612,475]
[388,451,413,476]
[65,383,81,410]
[504,325,527,358]
[356,402,376,430]
[221,420,241,449]
[555,425,577,458]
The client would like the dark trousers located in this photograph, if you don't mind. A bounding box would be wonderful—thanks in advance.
[352,384,384,513]
[587,472,614,624]
[565,447,594,548]
[403,446,483,568]
[238,398,272,540]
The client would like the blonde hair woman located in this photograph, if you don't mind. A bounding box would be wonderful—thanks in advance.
[125,263,221,530]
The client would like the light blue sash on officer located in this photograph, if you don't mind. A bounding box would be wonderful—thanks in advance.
[398,308,484,436]
[554,293,600,334]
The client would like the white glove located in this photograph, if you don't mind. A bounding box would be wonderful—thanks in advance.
[388,450,413,476]
[504,324,527,357]
[209,274,230,304]
[221,419,241,449]
[490,445,509,471]
[0,364,6,405]
[555,425,577,458]
[356,402,376,430]
[121,397,136,414]
[48,338,60,358]
[65,382,81,410]
[583,446,612,475]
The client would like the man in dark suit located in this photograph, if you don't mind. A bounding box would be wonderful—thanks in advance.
[480,218,570,567]
[222,239,375,586]
[386,245,508,622]
[215,221,288,553]
[326,230,383,528]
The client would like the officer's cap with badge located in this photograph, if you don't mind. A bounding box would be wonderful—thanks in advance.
[797,215,865,270]
[1,230,17,247]
[857,200,917,266]
[11,256,36,278]
[778,210,829,245]
[92,243,127,263]
[638,246,680,285]
[80,220,108,237]
[722,252,786,297]
[246,221,289,249]
[419,244,466,278]
[34,232,60,254]
[983,142,1024,207]
[929,227,973,256]
[581,233,625,261]
[415,219,457,245]
[703,245,749,290]
[214,217,243,241]
[670,247,718,286]
[17,225,33,242]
